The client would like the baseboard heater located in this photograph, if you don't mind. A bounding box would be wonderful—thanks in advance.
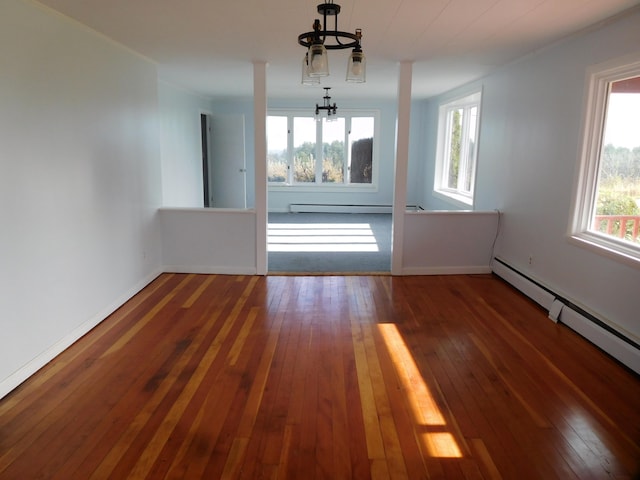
[492,257,639,374]
[289,204,423,214]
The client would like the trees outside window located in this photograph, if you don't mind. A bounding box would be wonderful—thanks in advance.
[267,111,377,187]
[293,117,317,183]
[267,116,288,183]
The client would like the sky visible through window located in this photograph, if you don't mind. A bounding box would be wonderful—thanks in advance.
[604,93,640,148]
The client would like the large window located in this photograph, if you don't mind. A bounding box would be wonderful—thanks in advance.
[570,54,640,265]
[434,91,482,207]
[267,111,377,187]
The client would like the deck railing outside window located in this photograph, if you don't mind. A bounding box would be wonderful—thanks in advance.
[593,215,640,243]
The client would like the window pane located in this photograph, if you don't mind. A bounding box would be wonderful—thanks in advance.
[463,106,478,193]
[349,117,374,184]
[591,77,640,244]
[322,118,345,183]
[267,116,288,183]
[293,117,316,183]
[446,108,463,189]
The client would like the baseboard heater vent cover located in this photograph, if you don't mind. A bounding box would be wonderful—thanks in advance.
[492,257,639,375]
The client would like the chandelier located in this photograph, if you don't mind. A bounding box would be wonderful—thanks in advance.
[298,1,366,84]
[315,88,338,120]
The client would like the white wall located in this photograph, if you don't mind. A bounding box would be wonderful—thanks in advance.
[159,82,215,207]
[0,0,163,396]
[160,208,257,275]
[419,11,640,348]
[402,211,499,274]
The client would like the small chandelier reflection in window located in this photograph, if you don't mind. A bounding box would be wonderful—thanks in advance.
[315,88,338,121]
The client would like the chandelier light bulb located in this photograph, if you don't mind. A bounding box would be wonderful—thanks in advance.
[312,55,325,71]
[309,44,329,77]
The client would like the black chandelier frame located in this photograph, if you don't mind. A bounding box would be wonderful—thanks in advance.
[298,2,362,51]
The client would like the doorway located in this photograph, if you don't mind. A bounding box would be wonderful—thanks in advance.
[201,113,247,209]
[200,114,210,207]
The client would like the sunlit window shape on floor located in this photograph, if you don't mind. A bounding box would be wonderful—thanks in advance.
[378,323,464,458]
[268,222,379,252]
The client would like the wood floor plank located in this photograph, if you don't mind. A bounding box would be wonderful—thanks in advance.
[350,320,386,461]
[360,322,409,479]
[0,273,638,479]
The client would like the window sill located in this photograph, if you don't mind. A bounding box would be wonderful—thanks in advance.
[568,231,640,269]
[269,183,378,193]
[432,190,474,209]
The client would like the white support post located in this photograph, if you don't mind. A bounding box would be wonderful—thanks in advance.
[253,61,268,275]
[391,61,413,275]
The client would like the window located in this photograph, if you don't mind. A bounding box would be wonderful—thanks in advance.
[434,91,481,207]
[267,111,377,188]
[570,53,640,266]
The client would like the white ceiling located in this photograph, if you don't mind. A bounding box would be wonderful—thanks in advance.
[36,0,640,100]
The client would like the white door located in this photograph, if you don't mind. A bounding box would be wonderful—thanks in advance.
[209,114,247,208]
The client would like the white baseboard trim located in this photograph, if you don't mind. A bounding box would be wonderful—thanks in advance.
[401,265,492,275]
[560,307,640,374]
[491,260,555,310]
[163,265,258,275]
[0,268,163,400]
[492,258,639,375]
[289,204,393,214]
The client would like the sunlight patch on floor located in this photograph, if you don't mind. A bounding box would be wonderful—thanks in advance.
[268,222,379,253]
[378,323,463,458]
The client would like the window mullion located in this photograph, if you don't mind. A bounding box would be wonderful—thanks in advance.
[345,116,351,185]
[316,119,323,184]
[287,116,294,184]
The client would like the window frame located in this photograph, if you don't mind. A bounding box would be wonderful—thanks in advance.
[267,109,380,191]
[433,91,482,208]
[569,52,640,267]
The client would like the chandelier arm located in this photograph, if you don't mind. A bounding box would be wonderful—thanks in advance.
[331,12,347,48]
[298,31,359,49]
[331,12,342,46]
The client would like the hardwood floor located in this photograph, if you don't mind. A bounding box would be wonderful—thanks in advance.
[0,273,638,479]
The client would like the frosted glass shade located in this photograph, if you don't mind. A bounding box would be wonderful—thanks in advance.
[308,44,329,77]
[302,54,321,85]
[346,50,366,83]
